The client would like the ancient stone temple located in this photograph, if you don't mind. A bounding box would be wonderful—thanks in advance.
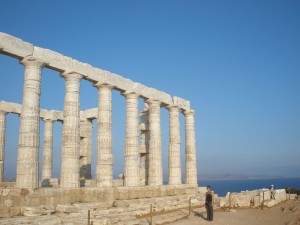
[0,33,199,219]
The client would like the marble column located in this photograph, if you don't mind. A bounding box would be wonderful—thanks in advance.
[16,57,45,188]
[184,110,198,185]
[0,111,7,182]
[139,108,150,185]
[147,99,163,186]
[79,119,93,180]
[167,105,182,185]
[60,72,82,188]
[124,92,140,186]
[95,84,113,187]
[42,119,54,182]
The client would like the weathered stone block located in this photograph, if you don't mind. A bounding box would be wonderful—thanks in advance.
[145,189,153,198]
[166,187,175,196]
[116,188,128,200]
[56,204,79,214]
[0,32,33,58]
[0,207,9,217]
[103,190,115,203]
[9,206,21,217]
[33,46,72,72]
[72,59,93,77]
[173,96,190,111]
[33,216,62,225]
[21,206,48,216]
[9,189,21,196]
[2,188,10,196]
[4,199,12,207]
[159,186,167,197]
[274,189,286,201]
[113,200,130,208]
[264,199,278,208]
[288,194,297,200]
[0,206,20,217]
[231,194,252,207]
[128,189,140,199]
[92,218,110,225]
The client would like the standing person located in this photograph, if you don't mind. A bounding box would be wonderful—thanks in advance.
[205,185,213,221]
[269,184,275,199]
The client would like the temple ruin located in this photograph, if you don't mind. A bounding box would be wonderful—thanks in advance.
[0,33,199,220]
[0,32,197,189]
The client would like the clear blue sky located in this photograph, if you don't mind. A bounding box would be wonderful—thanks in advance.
[0,0,299,180]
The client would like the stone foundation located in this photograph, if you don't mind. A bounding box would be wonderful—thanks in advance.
[0,184,198,218]
[219,189,289,208]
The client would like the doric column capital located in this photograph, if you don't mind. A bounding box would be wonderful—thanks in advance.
[146,99,161,107]
[20,56,46,69]
[0,111,8,116]
[94,82,114,90]
[167,105,180,112]
[122,91,139,99]
[147,99,161,116]
[42,118,55,123]
[60,71,83,81]
[183,109,195,116]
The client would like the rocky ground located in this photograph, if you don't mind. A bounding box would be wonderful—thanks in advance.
[170,198,300,225]
[0,193,298,225]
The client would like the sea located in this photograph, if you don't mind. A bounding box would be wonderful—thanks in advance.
[198,178,300,197]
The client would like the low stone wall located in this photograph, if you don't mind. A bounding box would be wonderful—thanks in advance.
[219,189,289,208]
[0,182,15,188]
[0,184,198,217]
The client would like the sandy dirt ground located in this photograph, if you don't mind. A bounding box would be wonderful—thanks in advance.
[169,198,300,225]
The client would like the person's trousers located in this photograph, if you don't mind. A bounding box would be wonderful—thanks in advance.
[206,203,213,221]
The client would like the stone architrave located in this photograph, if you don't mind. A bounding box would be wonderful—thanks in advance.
[0,111,7,182]
[123,92,140,186]
[147,99,163,186]
[167,105,182,185]
[95,84,113,187]
[41,119,54,182]
[184,110,198,185]
[60,72,82,188]
[16,57,45,188]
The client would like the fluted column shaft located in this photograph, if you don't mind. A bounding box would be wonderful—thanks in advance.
[42,119,54,181]
[147,99,163,186]
[0,111,7,182]
[184,110,198,185]
[124,92,140,186]
[16,57,45,188]
[79,119,93,179]
[139,109,150,185]
[60,72,82,188]
[168,106,182,185]
[96,84,113,187]
[85,119,93,179]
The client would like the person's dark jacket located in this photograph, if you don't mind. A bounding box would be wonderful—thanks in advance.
[205,193,212,205]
